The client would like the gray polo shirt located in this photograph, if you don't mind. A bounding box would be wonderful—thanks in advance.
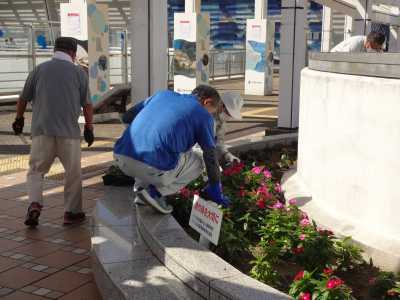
[21,57,90,139]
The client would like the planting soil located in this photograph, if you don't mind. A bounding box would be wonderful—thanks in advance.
[168,141,400,300]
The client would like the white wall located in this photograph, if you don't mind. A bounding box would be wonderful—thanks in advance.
[296,68,400,270]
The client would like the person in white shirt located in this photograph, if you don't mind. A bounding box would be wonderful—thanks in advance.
[330,31,386,53]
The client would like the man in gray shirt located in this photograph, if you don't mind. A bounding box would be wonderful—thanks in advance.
[12,37,94,227]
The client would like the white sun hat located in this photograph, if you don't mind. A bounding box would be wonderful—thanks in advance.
[221,91,243,120]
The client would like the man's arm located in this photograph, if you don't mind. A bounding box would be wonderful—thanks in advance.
[215,115,240,165]
[203,147,221,184]
[16,99,27,118]
[83,103,93,130]
[122,100,145,124]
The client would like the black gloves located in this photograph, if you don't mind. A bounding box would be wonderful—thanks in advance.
[84,125,94,147]
[12,117,24,135]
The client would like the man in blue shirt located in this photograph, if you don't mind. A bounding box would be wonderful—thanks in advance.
[114,85,230,214]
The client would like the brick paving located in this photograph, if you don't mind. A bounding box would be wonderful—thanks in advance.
[0,160,108,299]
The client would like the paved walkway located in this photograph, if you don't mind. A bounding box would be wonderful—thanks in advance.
[0,154,111,299]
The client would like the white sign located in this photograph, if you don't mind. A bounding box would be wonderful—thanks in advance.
[244,18,273,96]
[189,195,223,246]
[67,12,81,36]
[60,2,88,41]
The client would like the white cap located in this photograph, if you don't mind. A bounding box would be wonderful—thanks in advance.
[221,91,243,120]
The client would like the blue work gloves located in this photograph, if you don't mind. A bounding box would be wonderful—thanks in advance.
[204,182,231,208]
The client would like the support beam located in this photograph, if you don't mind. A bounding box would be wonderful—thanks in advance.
[278,0,307,128]
[352,0,372,35]
[344,15,353,38]
[255,0,267,19]
[131,0,168,103]
[44,0,59,44]
[321,6,334,51]
[389,25,400,51]
[185,0,201,13]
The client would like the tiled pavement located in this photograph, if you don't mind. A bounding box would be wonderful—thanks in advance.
[0,163,110,299]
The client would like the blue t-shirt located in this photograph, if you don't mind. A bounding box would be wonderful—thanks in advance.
[114,90,216,171]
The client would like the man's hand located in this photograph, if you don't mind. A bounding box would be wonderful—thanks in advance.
[12,117,24,135]
[84,124,94,147]
[224,152,240,164]
[203,182,231,208]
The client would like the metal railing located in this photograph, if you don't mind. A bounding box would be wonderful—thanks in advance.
[167,48,246,82]
[1,48,245,95]
[0,23,248,94]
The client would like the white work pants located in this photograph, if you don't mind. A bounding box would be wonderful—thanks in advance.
[114,151,203,196]
[27,135,82,213]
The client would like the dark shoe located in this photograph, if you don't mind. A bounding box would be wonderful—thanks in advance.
[63,212,86,226]
[24,202,42,228]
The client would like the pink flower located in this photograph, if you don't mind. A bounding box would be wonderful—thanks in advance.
[294,271,304,281]
[263,169,272,179]
[222,162,245,176]
[323,268,334,276]
[272,201,284,210]
[289,198,297,206]
[180,188,191,198]
[301,212,309,219]
[387,290,399,296]
[318,229,334,236]
[300,218,311,227]
[257,185,270,198]
[293,246,304,255]
[326,278,344,289]
[299,292,311,300]
[256,199,266,209]
[274,183,282,193]
[299,234,306,241]
[251,166,264,175]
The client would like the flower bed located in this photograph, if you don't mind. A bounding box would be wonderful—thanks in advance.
[168,143,400,300]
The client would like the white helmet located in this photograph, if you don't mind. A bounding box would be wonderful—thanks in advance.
[221,91,243,120]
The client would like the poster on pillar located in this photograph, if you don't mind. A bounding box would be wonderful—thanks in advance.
[87,3,109,106]
[173,13,210,94]
[60,2,89,72]
[244,19,273,96]
[60,2,88,41]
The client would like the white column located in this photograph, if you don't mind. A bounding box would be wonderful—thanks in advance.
[185,0,200,13]
[131,0,168,103]
[255,0,266,19]
[389,26,400,52]
[344,15,353,39]
[321,6,333,52]
[278,0,307,128]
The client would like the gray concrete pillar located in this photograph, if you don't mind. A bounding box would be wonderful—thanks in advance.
[278,0,307,128]
[352,0,372,35]
[131,0,168,103]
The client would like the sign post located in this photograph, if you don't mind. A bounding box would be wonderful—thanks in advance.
[173,0,210,94]
[189,195,223,248]
[244,0,274,96]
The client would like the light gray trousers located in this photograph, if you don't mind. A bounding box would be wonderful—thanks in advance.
[27,135,82,213]
[114,151,203,196]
